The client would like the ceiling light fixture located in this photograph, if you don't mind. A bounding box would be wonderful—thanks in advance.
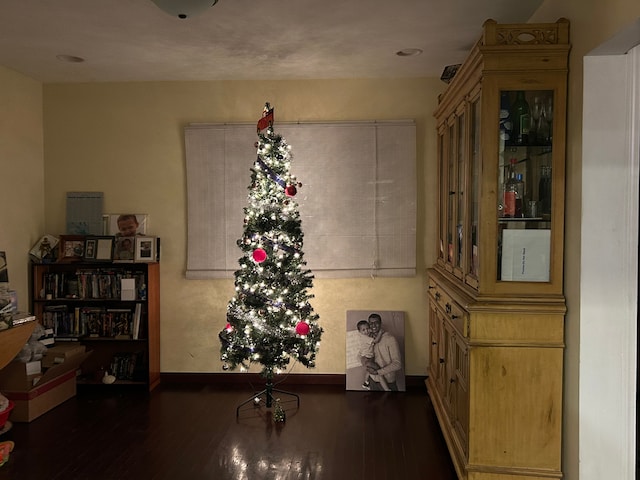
[56,54,85,63]
[396,48,423,57]
[151,0,219,19]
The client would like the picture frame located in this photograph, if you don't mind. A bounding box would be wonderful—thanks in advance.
[103,214,148,236]
[0,251,8,283]
[345,310,406,392]
[29,234,60,262]
[84,236,115,262]
[134,236,156,263]
[113,236,135,262]
[58,235,86,263]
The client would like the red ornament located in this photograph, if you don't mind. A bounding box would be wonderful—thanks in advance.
[285,185,297,197]
[295,322,310,336]
[252,248,267,263]
[225,323,233,332]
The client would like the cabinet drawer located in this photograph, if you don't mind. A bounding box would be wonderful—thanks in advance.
[443,300,466,337]
[428,280,468,337]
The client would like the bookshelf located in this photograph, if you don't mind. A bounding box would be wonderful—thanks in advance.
[30,261,160,391]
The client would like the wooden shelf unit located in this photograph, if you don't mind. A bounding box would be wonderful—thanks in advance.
[30,261,160,391]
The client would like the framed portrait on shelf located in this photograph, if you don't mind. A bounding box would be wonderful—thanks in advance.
[103,214,148,236]
[135,236,156,262]
[113,236,135,262]
[83,237,97,260]
[345,310,406,392]
[29,234,59,262]
[0,251,7,283]
[58,235,86,263]
[84,236,114,262]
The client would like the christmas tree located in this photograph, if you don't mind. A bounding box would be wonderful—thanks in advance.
[219,103,322,380]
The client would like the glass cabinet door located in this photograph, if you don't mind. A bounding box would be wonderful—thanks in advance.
[467,96,480,287]
[447,121,455,266]
[497,89,554,282]
[455,111,465,278]
[437,128,446,263]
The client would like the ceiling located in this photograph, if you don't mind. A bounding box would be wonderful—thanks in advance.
[0,0,543,84]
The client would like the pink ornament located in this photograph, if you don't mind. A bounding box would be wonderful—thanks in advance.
[252,248,267,263]
[285,185,297,197]
[295,322,310,335]
[225,323,233,332]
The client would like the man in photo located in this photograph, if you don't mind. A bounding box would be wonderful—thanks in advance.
[361,312,402,391]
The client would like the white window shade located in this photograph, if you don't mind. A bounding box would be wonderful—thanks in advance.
[185,121,416,279]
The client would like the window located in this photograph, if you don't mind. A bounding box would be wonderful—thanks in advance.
[185,121,416,279]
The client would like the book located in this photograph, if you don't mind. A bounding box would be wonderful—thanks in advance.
[10,312,36,326]
[108,308,133,338]
[132,303,141,340]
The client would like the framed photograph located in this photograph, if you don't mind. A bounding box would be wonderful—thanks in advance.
[83,237,97,260]
[58,235,86,263]
[84,236,115,262]
[0,251,7,283]
[113,236,135,262]
[29,234,59,262]
[345,310,406,392]
[103,214,148,236]
[135,236,156,262]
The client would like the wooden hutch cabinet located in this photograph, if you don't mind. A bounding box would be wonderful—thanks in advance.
[427,19,569,480]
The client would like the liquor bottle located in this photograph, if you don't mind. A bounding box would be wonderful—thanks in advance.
[539,166,552,217]
[536,100,550,145]
[515,173,525,218]
[511,91,531,146]
[530,97,542,144]
[502,158,519,218]
[499,91,512,147]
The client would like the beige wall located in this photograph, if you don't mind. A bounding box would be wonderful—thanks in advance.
[14,4,640,477]
[531,2,640,479]
[42,78,444,375]
[0,66,44,311]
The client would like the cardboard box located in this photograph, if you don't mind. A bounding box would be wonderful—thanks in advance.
[121,278,136,301]
[0,360,42,390]
[0,351,90,422]
[41,343,86,369]
[6,369,76,422]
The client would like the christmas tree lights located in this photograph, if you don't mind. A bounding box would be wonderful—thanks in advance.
[219,103,322,380]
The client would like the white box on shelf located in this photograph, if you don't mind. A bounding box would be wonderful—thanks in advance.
[501,229,550,282]
[120,278,136,301]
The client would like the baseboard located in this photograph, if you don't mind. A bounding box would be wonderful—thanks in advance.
[160,372,428,389]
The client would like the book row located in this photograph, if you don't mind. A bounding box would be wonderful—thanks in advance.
[109,351,144,382]
[41,270,147,301]
[42,304,142,340]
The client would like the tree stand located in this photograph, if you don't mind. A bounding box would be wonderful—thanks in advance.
[236,380,300,417]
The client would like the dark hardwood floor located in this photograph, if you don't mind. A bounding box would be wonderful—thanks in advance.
[0,380,457,480]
